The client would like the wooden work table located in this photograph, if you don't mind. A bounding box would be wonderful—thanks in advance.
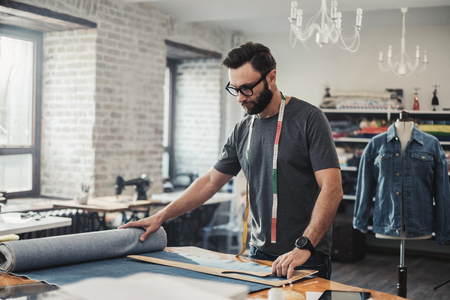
[51,195,153,213]
[0,246,409,300]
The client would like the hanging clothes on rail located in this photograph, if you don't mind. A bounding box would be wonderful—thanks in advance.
[353,123,450,245]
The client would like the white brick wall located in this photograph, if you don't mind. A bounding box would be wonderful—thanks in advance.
[18,0,226,198]
[93,2,167,197]
[41,29,97,197]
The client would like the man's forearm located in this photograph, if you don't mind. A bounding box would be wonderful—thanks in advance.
[303,169,343,246]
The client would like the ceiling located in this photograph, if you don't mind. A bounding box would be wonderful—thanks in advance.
[118,0,450,36]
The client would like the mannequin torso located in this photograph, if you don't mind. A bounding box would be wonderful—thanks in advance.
[375,120,432,240]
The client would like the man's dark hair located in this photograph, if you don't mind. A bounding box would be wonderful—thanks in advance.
[222,41,276,75]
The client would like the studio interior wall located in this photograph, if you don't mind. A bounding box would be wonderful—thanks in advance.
[17,0,227,198]
[247,24,450,255]
[248,24,450,111]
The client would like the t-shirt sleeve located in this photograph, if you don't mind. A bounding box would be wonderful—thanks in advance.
[307,110,340,172]
[213,125,242,176]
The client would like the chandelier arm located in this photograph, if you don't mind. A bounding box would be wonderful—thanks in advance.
[406,59,419,71]
[328,26,340,44]
[416,63,427,75]
[305,9,322,31]
[388,60,399,74]
[337,30,360,52]
[297,23,321,42]
[289,26,299,48]
[404,51,419,70]
[420,61,428,70]
[338,27,360,41]
[378,62,391,73]
[398,51,419,74]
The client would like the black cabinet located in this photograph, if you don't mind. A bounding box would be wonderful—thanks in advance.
[332,215,366,263]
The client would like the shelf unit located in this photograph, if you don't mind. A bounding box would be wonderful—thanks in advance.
[323,109,450,201]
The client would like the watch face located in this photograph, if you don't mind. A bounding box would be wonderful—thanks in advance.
[296,237,307,248]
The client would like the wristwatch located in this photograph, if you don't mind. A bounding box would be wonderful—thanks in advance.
[295,236,315,254]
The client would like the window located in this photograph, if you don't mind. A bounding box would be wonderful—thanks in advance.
[162,41,222,189]
[0,26,42,198]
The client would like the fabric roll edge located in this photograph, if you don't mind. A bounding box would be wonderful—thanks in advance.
[0,243,15,273]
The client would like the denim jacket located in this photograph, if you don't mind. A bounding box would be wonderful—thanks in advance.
[353,123,450,245]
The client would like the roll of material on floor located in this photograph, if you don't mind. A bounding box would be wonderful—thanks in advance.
[0,227,167,272]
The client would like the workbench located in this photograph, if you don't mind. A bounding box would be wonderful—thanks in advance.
[0,246,409,300]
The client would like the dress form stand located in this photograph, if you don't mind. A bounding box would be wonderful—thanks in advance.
[375,110,432,298]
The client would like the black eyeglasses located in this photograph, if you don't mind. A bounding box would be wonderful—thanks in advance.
[225,70,271,97]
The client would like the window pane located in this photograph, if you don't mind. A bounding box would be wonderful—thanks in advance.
[0,154,32,193]
[0,36,34,146]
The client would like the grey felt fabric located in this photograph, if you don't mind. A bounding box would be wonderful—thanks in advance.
[0,227,167,272]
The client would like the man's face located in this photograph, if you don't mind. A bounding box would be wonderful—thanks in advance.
[228,63,274,115]
[243,80,273,115]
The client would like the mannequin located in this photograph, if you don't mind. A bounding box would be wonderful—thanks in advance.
[375,111,432,241]
[374,111,431,298]
[354,109,450,297]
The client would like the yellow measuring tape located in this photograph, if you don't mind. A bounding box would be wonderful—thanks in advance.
[236,184,250,257]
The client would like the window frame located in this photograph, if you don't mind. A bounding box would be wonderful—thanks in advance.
[0,25,42,198]
[164,58,177,180]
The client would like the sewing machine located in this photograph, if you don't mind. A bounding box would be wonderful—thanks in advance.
[115,174,151,201]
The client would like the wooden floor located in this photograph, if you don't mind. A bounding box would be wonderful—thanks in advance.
[331,251,450,300]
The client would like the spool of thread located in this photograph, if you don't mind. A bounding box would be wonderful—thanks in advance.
[268,287,284,300]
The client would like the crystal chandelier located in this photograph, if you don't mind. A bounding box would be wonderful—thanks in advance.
[288,0,363,52]
[378,8,428,77]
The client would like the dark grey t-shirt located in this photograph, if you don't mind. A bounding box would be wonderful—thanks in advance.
[214,97,340,256]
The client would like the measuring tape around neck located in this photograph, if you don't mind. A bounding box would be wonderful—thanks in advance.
[236,93,287,257]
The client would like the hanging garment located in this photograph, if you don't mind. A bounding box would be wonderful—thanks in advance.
[353,124,450,245]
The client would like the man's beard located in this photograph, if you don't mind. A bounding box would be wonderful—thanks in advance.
[242,81,273,115]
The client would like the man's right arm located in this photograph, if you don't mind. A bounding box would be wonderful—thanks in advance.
[119,167,233,242]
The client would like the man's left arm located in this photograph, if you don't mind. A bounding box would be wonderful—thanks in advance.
[271,167,343,279]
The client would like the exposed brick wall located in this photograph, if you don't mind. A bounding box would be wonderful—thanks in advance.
[92,2,167,197]
[18,0,226,199]
[41,29,97,197]
[173,59,222,181]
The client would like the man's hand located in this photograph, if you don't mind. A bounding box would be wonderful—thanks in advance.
[271,248,311,279]
[119,215,161,242]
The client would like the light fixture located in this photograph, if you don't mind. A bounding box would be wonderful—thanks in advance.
[288,0,363,52]
[378,8,428,77]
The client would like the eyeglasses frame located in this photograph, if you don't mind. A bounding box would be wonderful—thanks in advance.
[225,70,272,97]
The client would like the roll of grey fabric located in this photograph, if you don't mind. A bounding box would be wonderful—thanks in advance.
[0,227,167,272]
